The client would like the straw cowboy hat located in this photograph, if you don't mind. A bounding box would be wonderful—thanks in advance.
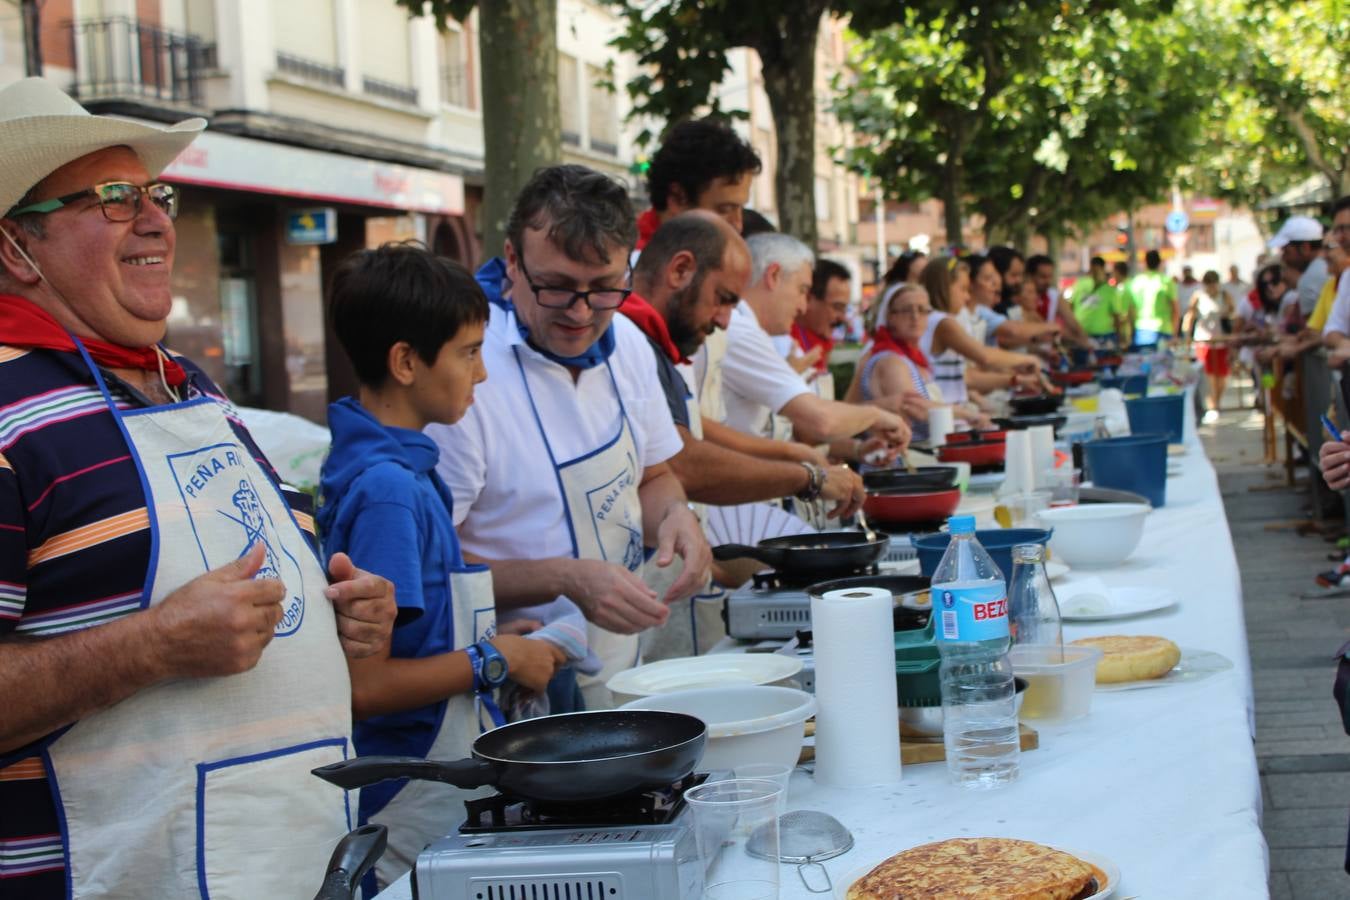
[0,77,205,216]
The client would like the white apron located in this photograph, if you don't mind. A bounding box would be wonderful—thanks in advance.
[368,566,496,889]
[43,350,352,899]
[516,351,645,710]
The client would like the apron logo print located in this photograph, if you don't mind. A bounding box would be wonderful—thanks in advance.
[168,443,307,637]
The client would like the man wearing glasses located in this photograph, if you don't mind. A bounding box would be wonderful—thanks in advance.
[429,165,711,710]
[0,78,396,898]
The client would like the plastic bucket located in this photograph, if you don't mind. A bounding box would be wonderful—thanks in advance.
[913,528,1052,587]
[1100,374,1149,395]
[1083,433,1168,507]
[1125,394,1184,444]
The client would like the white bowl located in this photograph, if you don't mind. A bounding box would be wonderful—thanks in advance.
[620,685,816,772]
[1033,502,1150,568]
[606,654,803,706]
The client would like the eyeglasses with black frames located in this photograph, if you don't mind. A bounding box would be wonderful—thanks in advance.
[8,181,178,222]
[516,248,631,311]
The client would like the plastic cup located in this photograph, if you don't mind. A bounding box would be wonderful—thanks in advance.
[733,764,793,809]
[686,778,783,900]
[1003,489,1052,525]
[1043,467,1081,507]
[928,406,955,447]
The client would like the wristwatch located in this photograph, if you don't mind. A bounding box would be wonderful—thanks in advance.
[795,461,825,501]
[471,641,509,689]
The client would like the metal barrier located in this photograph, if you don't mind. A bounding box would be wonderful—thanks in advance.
[66,17,207,107]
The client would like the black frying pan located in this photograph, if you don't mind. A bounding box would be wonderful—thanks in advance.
[312,710,706,804]
[313,825,386,900]
[862,467,959,493]
[712,530,888,573]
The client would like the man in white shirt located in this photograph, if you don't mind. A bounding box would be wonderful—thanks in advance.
[722,232,911,451]
[1269,215,1328,319]
[1222,264,1250,310]
[429,165,711,708]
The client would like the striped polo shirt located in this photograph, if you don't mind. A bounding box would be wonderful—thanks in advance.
[0,345,318,897]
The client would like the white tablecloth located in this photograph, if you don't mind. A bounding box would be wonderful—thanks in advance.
[377,434,1268,899]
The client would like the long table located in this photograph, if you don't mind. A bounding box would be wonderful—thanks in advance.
[377,432,1269,899]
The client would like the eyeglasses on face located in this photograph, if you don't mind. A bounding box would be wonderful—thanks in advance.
[515,248,631,310]
[8,181,179,222]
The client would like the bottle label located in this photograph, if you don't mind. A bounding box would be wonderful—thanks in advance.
[934,582,1009,643]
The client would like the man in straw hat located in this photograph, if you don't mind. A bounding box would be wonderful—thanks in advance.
[0,77,396,897]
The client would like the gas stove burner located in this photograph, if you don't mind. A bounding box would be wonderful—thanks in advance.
[750,563,879,591]
[461,772,707,833]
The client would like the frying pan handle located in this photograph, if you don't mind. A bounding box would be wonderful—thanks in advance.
[712,543,773,563]
[313,824,387,900]
[311,756,497,791]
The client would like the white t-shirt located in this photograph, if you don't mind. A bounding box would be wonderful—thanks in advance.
[1191,290,1226,342]
[1324,270,1350,338]
[1298,256,1330,316]
[720,301,812,437]
[429,304,683,561]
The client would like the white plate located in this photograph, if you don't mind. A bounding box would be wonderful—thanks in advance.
[834,846,1119,900]
[887,558,1068,581]
[1094,647,1233,692]
[1060,586,1178,622]
[605,653,802,700]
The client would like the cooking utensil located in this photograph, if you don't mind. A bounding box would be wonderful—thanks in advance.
[313,825,387,900]
[862,486,961,524]
[900,449,917,475]
[861,467,958,493]
[1009,393,1066,416]
[854,507,880,543]
[312,710,707,804]
[749,810,855,893]
[994,414,1068,432]
[937,439,1006,467]
[712,531,889,574]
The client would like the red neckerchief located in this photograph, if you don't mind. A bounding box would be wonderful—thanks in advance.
[791,321,833,373]
[1036,290,1052,321]
[619,292,687,364]
[871,325,929,369]
[0,293,186,385]
[636,208,662,251]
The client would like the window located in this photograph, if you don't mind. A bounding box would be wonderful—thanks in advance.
[357,0,413,98]
[586,64,618,156]
[273,0,337,67]
[440,26,473,109]
[559,53,581,147]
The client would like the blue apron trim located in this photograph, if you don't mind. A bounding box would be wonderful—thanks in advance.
[194,737,350,900]
[38,750,74,900]
[512,348,634,561]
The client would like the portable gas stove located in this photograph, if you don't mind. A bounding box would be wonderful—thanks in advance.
[413,773,726,900]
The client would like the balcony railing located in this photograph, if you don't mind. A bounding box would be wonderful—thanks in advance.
[67,17,207,107]
[362,76,417,106]
[276,51,345,89]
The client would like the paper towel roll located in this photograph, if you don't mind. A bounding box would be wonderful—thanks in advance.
[928,406,954,447]
[810,587,903,787]
[1027,426,1055,488]
[1002,429,1035,495]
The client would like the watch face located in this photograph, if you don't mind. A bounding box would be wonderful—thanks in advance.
[483,656,508,685]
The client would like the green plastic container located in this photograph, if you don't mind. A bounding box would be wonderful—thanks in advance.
[895,617,941,706]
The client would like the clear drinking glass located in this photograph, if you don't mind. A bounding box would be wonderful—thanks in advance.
[1043,467,1081,506]
[732,764,793,808]
[686,778,783,900]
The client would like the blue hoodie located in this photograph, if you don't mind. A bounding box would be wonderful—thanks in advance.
[318,396,466,818]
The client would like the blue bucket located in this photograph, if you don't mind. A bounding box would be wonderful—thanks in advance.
[913,528,1052,587]
[1084,434,1168,507]
[1100,374,1149,395]
[1125,394,1184,444]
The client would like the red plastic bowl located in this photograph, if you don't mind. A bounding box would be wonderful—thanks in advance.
[863,487,962,524]
[938,440,1007,467]
[1050,369,1096,387]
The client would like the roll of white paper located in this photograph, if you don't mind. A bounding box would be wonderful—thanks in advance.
[1002,429,1035,495]
[928,406,954,447]
[810,587,903,787]
[1027,425,1055,488]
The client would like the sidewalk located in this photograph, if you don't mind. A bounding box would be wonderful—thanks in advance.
[1201,395,1350,899]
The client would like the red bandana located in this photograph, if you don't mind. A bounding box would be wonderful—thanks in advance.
[0,294,186,385]
[870,325,929,370]
[636,208,662,251]
[791,321,833,373]
[619,292,688,364]
[1037,290,1052,321]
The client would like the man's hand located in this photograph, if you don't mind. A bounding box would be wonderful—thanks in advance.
[491,634,566,694]
[149,542,285,679]
[1321,437,1350,490]
[325,553,397,659]
[788,345,824,374]
[563,558,668,634]
[651,504,713,604]
[897,390,930,422]
[781,441,831,467]
[820,464,866,519]
[870,408,912,451]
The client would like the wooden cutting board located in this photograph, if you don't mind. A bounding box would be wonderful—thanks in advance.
[800,719,1038,766]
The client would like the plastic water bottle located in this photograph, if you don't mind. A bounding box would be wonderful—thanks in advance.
[931,515,1021,788]
[1008,543,1063,648]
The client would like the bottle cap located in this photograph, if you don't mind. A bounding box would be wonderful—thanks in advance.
[947,514,976,534]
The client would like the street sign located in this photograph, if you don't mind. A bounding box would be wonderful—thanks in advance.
[286,208,337,245]
[1167,231,1189,251]
[1165,211,1189,234]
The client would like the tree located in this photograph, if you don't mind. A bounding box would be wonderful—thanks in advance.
[396,0,560,258]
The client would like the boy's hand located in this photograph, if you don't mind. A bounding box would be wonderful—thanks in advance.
[491,635,565,694]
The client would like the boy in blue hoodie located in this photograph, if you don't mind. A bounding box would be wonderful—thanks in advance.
[318,242,564,888]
